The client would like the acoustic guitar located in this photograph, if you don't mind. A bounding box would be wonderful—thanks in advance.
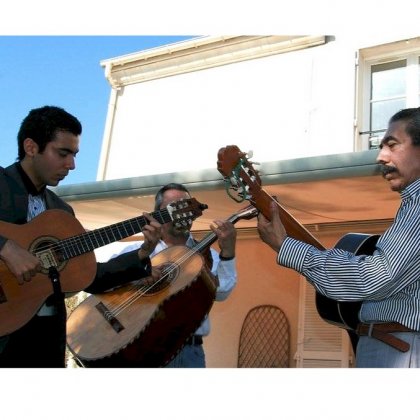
[0,197,207,336]
[217,145,379,350]
[66,204,258,367]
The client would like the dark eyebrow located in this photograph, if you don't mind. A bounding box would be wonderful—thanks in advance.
[58,147,79,156]
[379,135,396,148]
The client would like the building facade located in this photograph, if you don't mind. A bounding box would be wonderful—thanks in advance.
[58,33,420,367]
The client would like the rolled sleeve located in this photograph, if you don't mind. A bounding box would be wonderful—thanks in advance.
[277,237,312,272]
[215,258,237,301]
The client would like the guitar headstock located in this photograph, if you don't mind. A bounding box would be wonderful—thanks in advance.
[167,197,208,229]
[217,145,262,206]
[217,145,325,250]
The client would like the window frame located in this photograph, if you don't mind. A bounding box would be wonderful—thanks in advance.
[356,37,420,151]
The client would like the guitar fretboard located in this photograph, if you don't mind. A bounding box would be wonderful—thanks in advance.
[59,208,171,260]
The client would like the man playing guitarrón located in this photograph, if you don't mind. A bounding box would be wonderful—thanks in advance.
[111,183,238,368]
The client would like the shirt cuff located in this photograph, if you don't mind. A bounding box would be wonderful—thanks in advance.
[277,237,312,272]
[219,255,235,261]
[219,256,235,264]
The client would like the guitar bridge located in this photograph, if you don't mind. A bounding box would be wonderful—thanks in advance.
[95,301,125,333]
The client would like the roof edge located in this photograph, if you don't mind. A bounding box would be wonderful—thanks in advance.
[54,150,380,202]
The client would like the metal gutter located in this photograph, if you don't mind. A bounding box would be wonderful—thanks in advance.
[54,150,380,202]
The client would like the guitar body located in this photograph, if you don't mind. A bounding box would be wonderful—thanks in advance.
[315,233,380,330]
[315,233,380,352]
[0,210,97,336]
[66,245,218,367]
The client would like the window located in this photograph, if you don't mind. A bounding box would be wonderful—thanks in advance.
[370,60,406,135]
[357,38,420,150]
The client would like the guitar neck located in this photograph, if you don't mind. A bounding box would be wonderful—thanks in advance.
[216,145,325,250]
[256,189,325,250]
[59,208,171,260]
[192,212,245,254]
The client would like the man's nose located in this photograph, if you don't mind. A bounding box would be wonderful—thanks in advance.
[66,155,76,170]
[376,147,388,164]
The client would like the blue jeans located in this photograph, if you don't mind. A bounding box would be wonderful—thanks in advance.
[356,332,420,367]
[164,344,206,368]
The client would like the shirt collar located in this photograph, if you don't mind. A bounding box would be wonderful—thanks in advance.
[401,178,420,201]
[16,162,46,196]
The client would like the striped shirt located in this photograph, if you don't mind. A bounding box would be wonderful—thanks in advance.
[277,177,420,331]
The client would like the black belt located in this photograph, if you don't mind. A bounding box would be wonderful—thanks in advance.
[185,335,203,346]
[356,322,414,352]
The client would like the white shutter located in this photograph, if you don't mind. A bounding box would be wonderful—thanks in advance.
[295,277,353,368]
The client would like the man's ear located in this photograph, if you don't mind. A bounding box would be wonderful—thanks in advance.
[23,138,39,157]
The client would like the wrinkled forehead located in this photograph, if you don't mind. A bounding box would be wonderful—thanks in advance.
[381,120,409,146]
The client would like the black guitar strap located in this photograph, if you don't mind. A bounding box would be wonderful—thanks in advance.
[48,267,63,298]
[46,267,65,316]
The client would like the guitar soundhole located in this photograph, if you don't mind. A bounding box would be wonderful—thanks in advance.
[30,236,66,275]
[144,262,179,295]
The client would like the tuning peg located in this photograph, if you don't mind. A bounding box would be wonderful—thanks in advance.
[228,176,239,187]
[243,151,260,167]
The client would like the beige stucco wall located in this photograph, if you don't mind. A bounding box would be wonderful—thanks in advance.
[204,233,300,368]
[207,235,300,367]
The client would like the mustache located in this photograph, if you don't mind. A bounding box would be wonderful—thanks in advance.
[381,165,398,177]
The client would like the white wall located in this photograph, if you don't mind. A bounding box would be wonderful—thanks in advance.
[102,37,356,180]
[101,31,420,181]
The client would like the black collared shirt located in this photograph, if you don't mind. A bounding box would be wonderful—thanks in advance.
[15,162,46,196]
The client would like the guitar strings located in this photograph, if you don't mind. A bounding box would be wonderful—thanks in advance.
[106,209,252,317]
[103,250,195,318]
[107,206,256,317]
[32,208,172,256]
[108,208,256,317]
[104,233,216,319]
[32,201,196,263]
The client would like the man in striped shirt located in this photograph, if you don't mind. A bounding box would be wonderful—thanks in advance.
[257,107,420,368]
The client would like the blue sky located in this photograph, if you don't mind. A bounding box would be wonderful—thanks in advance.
[0,36,196,185]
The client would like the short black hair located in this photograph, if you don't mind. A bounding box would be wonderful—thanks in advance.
[389,107,420,146]
[154,183,190,210]
[17,105,82,161]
